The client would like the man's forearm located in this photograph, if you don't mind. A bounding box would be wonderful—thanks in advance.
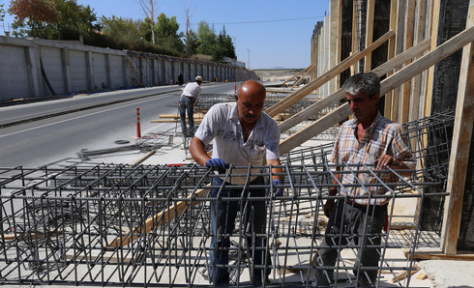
[189,137,210,166]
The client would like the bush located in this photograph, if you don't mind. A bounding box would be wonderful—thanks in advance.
[60,27,183,57]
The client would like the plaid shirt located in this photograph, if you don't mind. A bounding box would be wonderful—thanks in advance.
[330,112,416,205]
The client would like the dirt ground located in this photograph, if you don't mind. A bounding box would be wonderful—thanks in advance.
[253,69,308,82]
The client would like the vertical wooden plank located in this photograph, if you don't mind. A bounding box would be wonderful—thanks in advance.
[324,15,330,97]
[319,25,324,79]
[351,0,358,74]
[409,0,428,122]
[385,0,398,120]
[364,0,376,72]
[337,0,343,88]
[330,0,341,93]
[423,0,441,118]
[391,0,407,122]
[401,0,416,124]
[441,0,474,256]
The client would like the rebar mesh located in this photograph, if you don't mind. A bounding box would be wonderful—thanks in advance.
[0,162,446,287]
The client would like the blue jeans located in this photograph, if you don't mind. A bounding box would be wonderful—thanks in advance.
[179,97,194,134]
[209,176,271,285]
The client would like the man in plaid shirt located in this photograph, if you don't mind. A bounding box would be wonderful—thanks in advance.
[315,72,416,287]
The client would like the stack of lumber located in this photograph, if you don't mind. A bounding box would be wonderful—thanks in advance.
[151,112,206,124]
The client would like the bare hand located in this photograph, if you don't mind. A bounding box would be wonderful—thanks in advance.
[324,199,335,218]
[375,154,397,170]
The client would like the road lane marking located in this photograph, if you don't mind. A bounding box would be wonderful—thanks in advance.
[0,95,176,139]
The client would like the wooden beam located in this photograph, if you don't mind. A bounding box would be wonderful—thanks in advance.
[107,185,210,249]
[151,119,203,124]
[265,30,395,117]
[404,250,474,261]
[290,67,313,88]
[441,0,474,256]
[278,24,474,155]
[329,0,341,93]
[401,0,416,124]
[364,0,376,72]
[352,0,359,74]
[392,0,408,122]
[281,65,312,85]
[278,38,431,134]
[131,150,155,166]
[385,0,398,120]
[409,0,428,122]
[423,0,441,118]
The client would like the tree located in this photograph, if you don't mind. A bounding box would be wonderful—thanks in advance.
[137,0,158,44]
[155,13,184,52]
[0,4,5,23]
[186,29,199,55]
[219,25,236,60]
[9,0,57,37]
[196,20,216,56]
[139,17,153,42]
[183,1,195,55]
[9,0,100,39]
[48,0,100,39]
[100,15,142,40]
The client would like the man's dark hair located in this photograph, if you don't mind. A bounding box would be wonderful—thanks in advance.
[342,72,380,99]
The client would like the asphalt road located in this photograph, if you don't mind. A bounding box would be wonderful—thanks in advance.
[0,83,236,168]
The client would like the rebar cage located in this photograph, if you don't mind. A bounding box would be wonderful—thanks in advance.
[0,162,447,287]
[0,110,454,287]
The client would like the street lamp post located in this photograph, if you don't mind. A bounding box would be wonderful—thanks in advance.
[247,49,250,69]
[233,35,238,53]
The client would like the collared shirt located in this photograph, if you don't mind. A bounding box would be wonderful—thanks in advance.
[180,82,202,103]
[195,103,280,184]
[330,112,416,205]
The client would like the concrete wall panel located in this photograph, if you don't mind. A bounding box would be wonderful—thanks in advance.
[0,45,30,100]
[92,52,107,89]
[41,47,65,95]
[109,55,123,89]
[69,50,88,92]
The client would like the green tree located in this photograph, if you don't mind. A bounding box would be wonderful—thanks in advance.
[220,25,236,60]
[100,15,142,40]
[9,0,100,39]
[155,13,184,52]
[196,20,216,56]
[186,29,199,55]
[9,0,57,38]
[0,4,5,23]
[139,17,153,42]
[48,0,100,39]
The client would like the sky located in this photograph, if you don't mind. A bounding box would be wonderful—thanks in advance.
[1,0,331,69]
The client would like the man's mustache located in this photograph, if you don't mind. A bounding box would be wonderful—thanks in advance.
[244,114,257,118]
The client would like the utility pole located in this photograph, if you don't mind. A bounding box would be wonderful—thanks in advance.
[233,35,238,52]
[247,48,250,69]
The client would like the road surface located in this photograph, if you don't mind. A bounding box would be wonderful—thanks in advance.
[0,83,236,168]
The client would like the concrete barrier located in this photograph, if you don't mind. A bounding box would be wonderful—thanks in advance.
[0,35,257,102]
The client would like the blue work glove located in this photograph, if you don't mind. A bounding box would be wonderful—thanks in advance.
[205,158,226,174]
[272,179,284,197]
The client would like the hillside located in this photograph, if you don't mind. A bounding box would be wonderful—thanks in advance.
[252,68,306,82]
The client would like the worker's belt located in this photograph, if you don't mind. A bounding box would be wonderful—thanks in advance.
[184,96,194,99]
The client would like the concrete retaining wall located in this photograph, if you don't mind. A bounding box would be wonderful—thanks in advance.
[0,35,256,101]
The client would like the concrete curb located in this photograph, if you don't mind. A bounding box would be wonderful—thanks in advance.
[0,88,183,128]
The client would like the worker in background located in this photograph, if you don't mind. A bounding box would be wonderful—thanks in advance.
[178,72,183,86]
[179,75,202,136]
[315,72,416,287]
[189,80,283,286]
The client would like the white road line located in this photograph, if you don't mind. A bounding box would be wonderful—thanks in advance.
[0,95,175,139]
